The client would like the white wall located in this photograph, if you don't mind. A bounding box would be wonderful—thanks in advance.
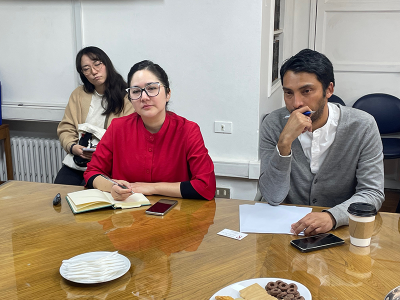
[291,0,312,54]
[315,0,400,105]
[80,0,265,165]
[0,1,77,119]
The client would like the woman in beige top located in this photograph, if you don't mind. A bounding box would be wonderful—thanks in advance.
[55,46,134,186]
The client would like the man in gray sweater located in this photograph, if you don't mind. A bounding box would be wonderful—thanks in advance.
[259,49,384,236]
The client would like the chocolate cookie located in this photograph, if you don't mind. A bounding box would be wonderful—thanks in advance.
[264,280,304,300]
[278,282,289,291]
[266,281,278,290]
[277,291,288,298]
[268,288,281,296]
[292,291,300,297]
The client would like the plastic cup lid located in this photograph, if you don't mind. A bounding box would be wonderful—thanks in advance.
[347,202,377,217]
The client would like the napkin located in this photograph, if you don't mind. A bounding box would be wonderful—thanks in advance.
[62,251,126,283]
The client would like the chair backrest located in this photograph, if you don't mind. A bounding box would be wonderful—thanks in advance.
[328,94,346,106]
[352,93,400,134]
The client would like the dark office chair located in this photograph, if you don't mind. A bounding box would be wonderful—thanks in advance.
[353,93,400,213]
[328,94,346,106]
[353,93,400,159]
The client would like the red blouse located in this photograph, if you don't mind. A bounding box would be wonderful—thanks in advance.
[84,112,216,200]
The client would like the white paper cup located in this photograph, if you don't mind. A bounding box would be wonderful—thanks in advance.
[347,202,377,247]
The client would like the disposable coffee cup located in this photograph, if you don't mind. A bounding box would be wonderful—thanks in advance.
[347,202,377,247]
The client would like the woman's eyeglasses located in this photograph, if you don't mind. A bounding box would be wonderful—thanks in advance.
[81,61,104,75]
[126,82,164,101]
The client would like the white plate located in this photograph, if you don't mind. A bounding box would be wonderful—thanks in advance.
[210,277,312,300]
[385,286,400,300]
[60,251,131,284]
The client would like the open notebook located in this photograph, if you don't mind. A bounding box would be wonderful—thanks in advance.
[66,189,151,214]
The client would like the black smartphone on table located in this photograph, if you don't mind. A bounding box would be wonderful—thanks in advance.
[145,199,178,216]
[290,233,345,253]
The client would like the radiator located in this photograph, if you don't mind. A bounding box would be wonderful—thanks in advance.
[0,137,67,183]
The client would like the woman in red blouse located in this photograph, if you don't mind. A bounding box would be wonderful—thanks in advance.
[84,60,216,200]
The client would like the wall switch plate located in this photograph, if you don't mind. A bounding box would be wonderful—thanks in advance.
[215,187,231,199]
[214,121,232,134]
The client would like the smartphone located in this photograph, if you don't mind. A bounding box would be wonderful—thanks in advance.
[145,199,178,216]
[290,233,345,253]
[82,148,96,152]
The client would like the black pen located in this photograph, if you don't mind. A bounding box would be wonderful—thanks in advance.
[100,174,134,194]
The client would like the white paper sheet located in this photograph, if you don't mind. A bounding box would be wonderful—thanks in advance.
[239,203,312,234]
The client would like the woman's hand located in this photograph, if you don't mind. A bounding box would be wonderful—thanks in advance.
[111,179,134,201]
[72,144,93,161]
[81,151,93,160]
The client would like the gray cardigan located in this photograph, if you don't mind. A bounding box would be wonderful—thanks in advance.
[259,104,384,228]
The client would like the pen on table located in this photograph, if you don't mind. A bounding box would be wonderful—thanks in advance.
[100,174,134,194]
[283,111,315,119]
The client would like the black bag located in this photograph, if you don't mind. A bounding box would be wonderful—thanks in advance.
[73,132,93,167]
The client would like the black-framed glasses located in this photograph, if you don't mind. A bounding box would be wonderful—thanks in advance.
[81,61,104,75]
[126,82,164,101]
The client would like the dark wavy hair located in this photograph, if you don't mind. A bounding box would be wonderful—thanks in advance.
[127,60,171,109]
[76,46,127,115]
[280,49,335,94]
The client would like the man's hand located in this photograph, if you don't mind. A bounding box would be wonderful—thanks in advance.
[291,212,336,236]
[278,106,313,156]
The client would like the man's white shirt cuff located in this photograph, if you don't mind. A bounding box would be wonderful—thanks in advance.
[276,145,292,157]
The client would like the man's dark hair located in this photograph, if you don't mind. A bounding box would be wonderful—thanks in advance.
[280,49,335,91]
[76,46,127,115]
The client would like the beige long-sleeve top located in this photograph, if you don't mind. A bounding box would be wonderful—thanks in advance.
[57,86,134,154]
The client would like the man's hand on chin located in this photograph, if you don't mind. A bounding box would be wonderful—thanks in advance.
[291,212,336,236]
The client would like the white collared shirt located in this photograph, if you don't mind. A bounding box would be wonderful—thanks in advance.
[298,102,340,174]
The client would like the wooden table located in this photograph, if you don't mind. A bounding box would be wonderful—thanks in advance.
[1,181,400,300]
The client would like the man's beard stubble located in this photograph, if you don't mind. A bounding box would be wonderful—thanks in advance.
[310,94,327,123]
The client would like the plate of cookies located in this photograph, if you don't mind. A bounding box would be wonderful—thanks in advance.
[210,278,311,300]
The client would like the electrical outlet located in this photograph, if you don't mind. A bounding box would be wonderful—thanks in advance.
[215,187,231,199]
[214,121,232,134]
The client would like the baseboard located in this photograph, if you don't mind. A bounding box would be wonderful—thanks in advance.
[213,160,260,180]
